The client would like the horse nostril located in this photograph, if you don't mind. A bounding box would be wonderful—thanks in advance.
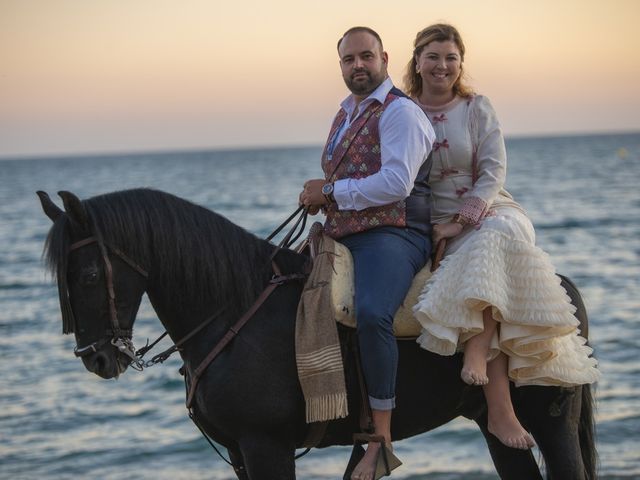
[93,352,107,374]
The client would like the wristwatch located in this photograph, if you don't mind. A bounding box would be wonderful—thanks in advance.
[321,182,335,204]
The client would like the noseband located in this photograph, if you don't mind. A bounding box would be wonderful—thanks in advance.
[68,236,148,363]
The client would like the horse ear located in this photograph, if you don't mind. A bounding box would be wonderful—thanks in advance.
[58,191,89,230]
[36,191,64,222]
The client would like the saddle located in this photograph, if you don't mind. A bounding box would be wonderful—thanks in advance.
[310,229,431,339]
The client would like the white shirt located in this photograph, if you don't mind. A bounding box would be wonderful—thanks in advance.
[332,77,436,211]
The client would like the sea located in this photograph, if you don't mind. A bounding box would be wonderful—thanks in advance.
[1,132,638,480]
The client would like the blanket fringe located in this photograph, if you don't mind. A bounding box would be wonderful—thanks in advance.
[306,393,349,423]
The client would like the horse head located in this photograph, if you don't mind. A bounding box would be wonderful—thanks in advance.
[37,190,148,379]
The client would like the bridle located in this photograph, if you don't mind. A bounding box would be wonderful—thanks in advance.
[68,235,149,366]
[62,206,313,466]
[64,205,309,370]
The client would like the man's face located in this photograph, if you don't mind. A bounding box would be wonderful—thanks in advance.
[338,31,388,98]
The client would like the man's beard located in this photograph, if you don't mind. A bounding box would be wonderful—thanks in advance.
[345,68,384,96]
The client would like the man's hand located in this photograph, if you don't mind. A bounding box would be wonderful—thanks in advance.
[432,222,464,245]
[299,179,329,214]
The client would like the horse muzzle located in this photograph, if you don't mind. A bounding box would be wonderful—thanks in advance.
[76,337,133,379]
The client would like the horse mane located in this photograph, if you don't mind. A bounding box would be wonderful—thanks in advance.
[44,188,286,319]
[44,215,74,332]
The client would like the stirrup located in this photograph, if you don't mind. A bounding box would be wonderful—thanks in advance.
[352,433,402,479]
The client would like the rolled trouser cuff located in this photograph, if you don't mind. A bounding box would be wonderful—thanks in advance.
[369,395,395,411]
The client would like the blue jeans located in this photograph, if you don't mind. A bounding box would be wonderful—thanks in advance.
[340,226,431,410]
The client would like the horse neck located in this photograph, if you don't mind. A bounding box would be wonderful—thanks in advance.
[142,223,278,345]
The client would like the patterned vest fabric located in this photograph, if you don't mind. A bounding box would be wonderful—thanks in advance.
[322,91,408,239]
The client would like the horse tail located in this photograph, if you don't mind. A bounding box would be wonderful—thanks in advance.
[579,383,598,480]
[558,274,598,480]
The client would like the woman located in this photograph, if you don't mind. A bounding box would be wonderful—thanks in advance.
[406,24,600,450]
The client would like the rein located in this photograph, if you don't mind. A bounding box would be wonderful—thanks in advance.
[67,206,308,369]
[135,206,309,371]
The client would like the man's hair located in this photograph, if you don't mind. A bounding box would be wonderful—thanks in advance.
[337,26,384,51]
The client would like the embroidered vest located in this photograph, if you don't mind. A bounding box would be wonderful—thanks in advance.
[322,88,431,239]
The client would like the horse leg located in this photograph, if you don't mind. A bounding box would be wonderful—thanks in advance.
[518,385,588,480]
[343,444,366,480]
[475,411,543,480]
[237,433,296,480]
[228,447,250,480]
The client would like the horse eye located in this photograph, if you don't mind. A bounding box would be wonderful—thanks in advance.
[81,270,99,285]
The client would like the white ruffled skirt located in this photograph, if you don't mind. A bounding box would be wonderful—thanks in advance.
[413,208,600,387]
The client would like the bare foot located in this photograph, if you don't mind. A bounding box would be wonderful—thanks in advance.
[351,442,382,480]
[488,412,536,450]
[461,346,489,385]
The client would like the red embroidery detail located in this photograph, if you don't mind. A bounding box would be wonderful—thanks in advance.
[439,167,459,179]
[434,139,449,151]
[432,113,447,123]
[455,187,469,197]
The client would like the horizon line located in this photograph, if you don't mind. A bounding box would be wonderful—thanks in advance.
[1,129,638,162]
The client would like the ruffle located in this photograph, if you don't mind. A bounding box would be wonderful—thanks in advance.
[413,226,600,387]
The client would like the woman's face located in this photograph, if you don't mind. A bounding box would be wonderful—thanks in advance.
[416,40,462,97]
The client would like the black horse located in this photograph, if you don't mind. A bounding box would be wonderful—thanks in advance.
[38,188,597,480]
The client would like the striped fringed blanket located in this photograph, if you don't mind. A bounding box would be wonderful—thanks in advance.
[295,228,348,423]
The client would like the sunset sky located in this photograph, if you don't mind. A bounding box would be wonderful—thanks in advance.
[1,0,638,158]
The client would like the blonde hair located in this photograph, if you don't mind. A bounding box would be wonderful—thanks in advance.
[403,23,474,99]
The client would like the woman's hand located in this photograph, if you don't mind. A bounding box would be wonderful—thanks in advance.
[432,222,464,245]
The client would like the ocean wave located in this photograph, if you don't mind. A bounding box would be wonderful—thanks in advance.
[0,282,44,290]
[535,217,621,230]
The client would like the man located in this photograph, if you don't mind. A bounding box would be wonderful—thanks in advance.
[299,26,435,479]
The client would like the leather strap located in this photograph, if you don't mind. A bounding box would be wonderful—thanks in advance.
[185,264,306,409]
[431,238,447,272]
[69,236,148,278]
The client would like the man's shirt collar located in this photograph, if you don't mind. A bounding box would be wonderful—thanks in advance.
[340,77,393,120]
